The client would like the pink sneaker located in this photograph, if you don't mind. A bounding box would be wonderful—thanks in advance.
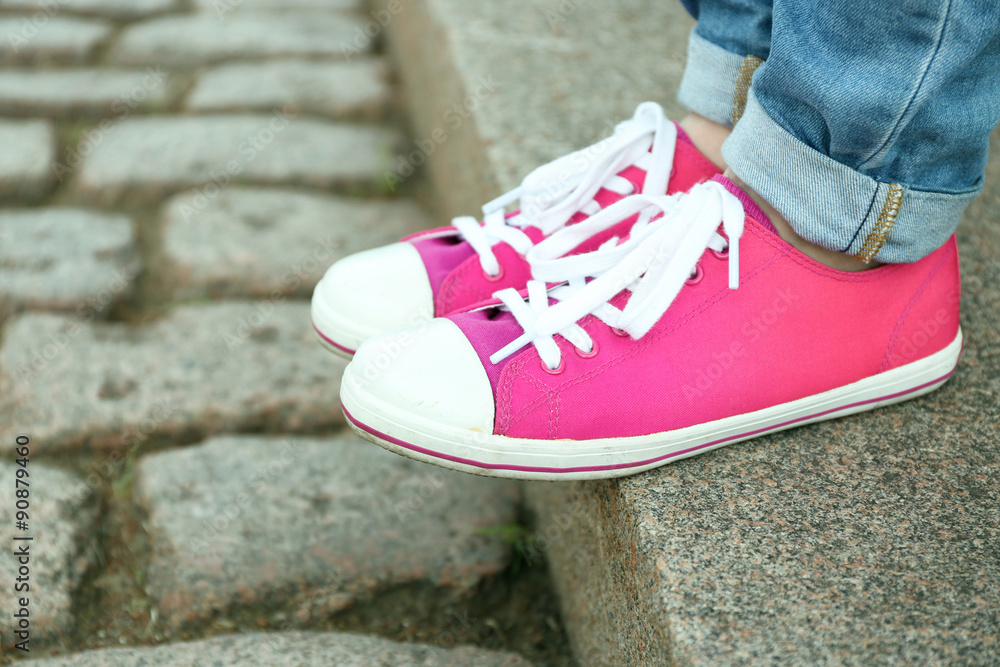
[340,177,963,480]
[310,102,719,357]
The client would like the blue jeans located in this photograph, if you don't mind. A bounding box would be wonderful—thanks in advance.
[677,0,1000,262]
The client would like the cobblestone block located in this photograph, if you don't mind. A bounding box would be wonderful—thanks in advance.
[195,0,361,13]
[186,59,390,120]
[0,302,345,453]
[108,13,366,67]
[135,435,520,629]
[30,631,533,666]
[72,115,402,206]
[0,15,111,65]
[0,68,175,118]
[0,119,56,202]
[0,208,139,324]
[0,460,100,643]
[162,187,430,299]
[3,0,182,19]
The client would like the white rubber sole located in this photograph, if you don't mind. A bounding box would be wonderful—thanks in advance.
[310,293,381,360]
[341,329,963,481]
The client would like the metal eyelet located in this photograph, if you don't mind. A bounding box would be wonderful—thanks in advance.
[484,265,505,282]
[611,327,629,337]
[710,247,729,261]
[686,263,704,286]
[541,358,566,374]
[575,340,600,359]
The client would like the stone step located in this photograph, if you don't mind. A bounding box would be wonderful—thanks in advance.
[28,631,533,666]
[134,434,520,630]
[70,115,403,206]
[161,187,431,300]
[0,302,345,454]
[0,208,139,326]
[380,1,1000,665]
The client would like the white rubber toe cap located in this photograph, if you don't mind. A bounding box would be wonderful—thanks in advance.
[346,318,495,433]
[311,242,434,354]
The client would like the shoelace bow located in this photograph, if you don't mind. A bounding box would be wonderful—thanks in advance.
[489,181,745,370]
[451,102,678,277]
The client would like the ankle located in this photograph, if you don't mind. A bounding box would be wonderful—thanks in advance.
[724,169,882,272]
[678,113,730,171]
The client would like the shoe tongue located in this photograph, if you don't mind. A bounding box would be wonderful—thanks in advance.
[711,175,774,232]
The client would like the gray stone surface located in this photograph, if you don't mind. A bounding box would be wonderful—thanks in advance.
[0,208,139,323]
[0,15,111,66]
[0,302,346,453]
[385,1,1000,665]
[378,0,692,221]
[186,59,391,120]
[0,68,176,118]
[30,631,533,666]
[72,115,403,206]
[161,187,431,299]
[0,119,56,202]
[194,0,361,13]
[0,460,100,642]
[108,13,366,67]
[135,435,521,629]
[3,0,182,19]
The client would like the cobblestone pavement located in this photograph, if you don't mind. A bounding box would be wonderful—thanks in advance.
[0,1,571,664]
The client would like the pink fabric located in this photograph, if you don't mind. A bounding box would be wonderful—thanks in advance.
[713,175,775,233]
[481,212,961,439]
[410,233,476,297]
[408,123,721,317]
[449,308,526,393]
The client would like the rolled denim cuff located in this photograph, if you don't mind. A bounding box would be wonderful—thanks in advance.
[724,90,980,263]
[677,29,745,128]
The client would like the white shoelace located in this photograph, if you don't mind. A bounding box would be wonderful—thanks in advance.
[450,102,679,277]
[489,181,745,370]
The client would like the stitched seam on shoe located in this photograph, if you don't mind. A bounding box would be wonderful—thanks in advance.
[437,255,482,315]
[549,392,560,439]
[751,218,906,283]
[497,356,548,434]
[879,241,955,372]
